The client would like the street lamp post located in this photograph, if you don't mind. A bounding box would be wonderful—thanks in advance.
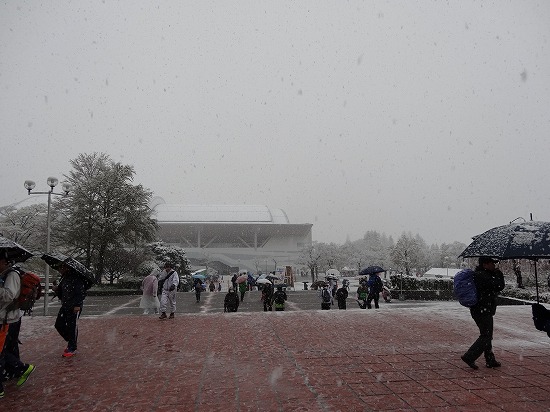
[24,177,71,316]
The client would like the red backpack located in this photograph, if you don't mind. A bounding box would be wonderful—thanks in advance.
[5,267,43,312]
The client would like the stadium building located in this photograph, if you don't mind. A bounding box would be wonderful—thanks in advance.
[151,197,313,275]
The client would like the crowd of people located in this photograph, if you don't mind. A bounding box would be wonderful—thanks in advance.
[0,250,519,402]
[139,265,394,315]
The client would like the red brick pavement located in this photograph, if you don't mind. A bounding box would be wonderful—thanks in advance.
[3,303,550,411]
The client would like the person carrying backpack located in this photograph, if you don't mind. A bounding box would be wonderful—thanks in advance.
[0,251,35,398]
[335,285,348,309]
[320,285,332,310]
[272,285,287,311]
[366,272,384,309]
[461,257,505,370]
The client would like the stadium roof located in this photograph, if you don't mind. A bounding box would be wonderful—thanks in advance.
[151,198,291,225]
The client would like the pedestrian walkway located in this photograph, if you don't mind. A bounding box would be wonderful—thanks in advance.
[3,302,550,411]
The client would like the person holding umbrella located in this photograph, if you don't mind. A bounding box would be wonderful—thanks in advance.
[51,260,88,358]
[461,257,505,369]
[0,247,35,398]
[366,270,384,309]
[261,281,274,311]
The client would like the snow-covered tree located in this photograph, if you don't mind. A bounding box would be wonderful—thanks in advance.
[55,152,158,282]
[390,232,425,276]
[0,204,47,252]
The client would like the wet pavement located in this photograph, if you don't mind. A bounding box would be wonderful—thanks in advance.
[3,292,550,411]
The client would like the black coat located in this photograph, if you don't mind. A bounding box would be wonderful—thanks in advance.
[57,274,86,309]
[471,268,505,317]
[224,291,240,311]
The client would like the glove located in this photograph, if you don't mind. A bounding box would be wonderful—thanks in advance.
[169,285,175,292]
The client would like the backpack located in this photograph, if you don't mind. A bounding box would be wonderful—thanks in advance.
[335,288,348,300]
[3,267,42,313]
[453,268,478,307]
[322,289,332,303]
[274,292,285,304]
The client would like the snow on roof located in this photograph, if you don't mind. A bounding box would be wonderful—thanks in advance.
[423,268,462,278]
[151,201,290,224]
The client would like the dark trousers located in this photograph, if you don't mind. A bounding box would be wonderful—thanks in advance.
[55,307,81,351]
[464,313,494,362]
[337,299,347,310]
[2,319,26,381]
[366,292,380,309]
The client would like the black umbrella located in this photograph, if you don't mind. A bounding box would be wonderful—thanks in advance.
[359,266,386,276]
[459,221,550,303]
[41,252,95,287]
[0,236,34,263]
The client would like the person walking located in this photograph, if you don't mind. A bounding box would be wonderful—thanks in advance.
[356,281,368,309]
[209,280,215,292]
[139,268,160,315]
[461,257,505,370]
[272,285,287,311]
[0,252,35,398]
[238,279,247,302]
[335,285,348,309]
[158,262,179,320]
[262,282,274,312]
[366,271,384,309]
[224,288,240,312]
[320,285,332,310]
[194,279,202,303]
[53,261,87,358]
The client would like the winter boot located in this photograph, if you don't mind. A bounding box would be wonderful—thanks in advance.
[461,355,479,370]
[159,312,167,320]
[485,353,501,368]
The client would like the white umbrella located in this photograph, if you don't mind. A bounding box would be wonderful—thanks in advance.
[256,278,272,285]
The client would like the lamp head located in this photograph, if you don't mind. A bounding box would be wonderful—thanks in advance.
[61,181,72,195]
[24,180,36,194]
[47,177,58,189]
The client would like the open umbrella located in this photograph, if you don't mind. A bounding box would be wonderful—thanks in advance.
[256,278,272,285]
[359,266,386,276]
[326,268,340,277]
[0,236,34,263]
[192,273,206,280]
[459,221,550,302]
[236,274,248,283]
[42,252,95,288]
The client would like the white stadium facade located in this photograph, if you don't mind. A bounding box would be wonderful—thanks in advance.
[150,197,313,275]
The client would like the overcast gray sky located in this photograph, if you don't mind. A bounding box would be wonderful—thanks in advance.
[1,1,549,246]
